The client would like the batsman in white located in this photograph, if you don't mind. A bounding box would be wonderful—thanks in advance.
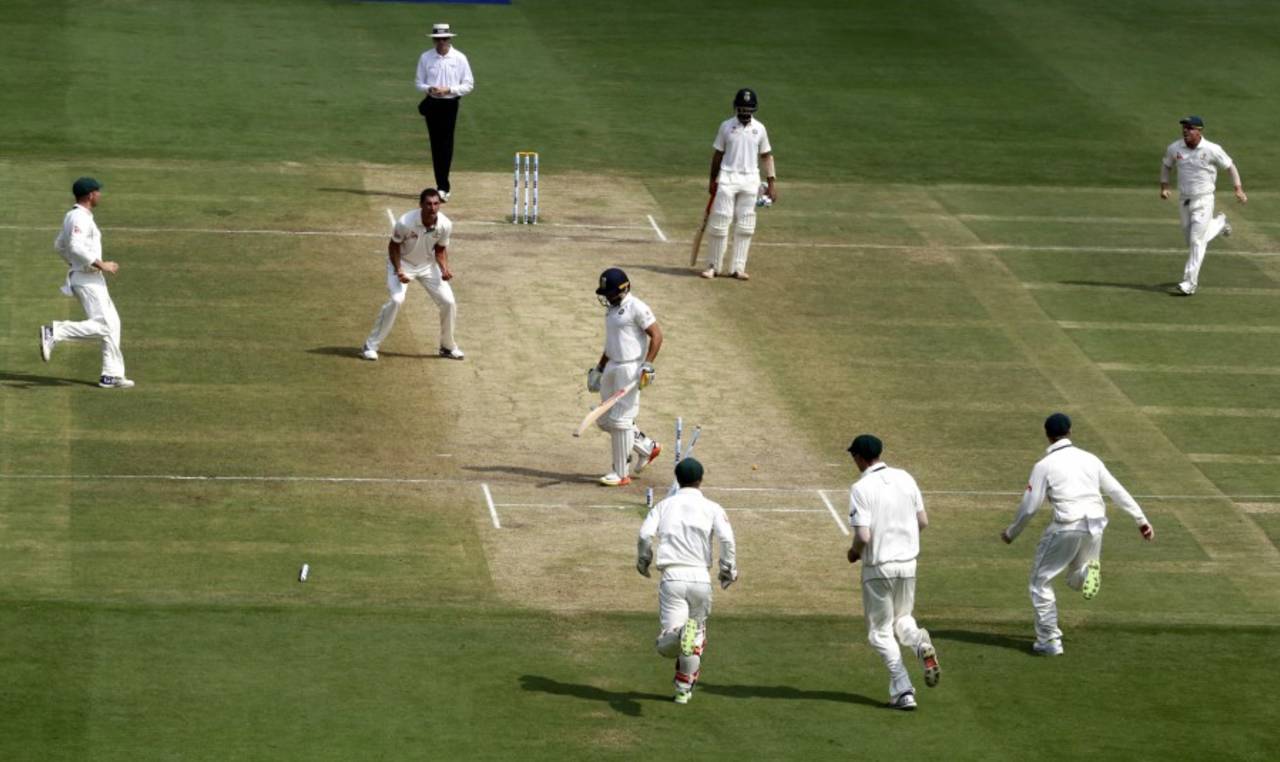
[361,188,465,361]
[846,434,939,711]
[1001,413,1155,656]
[39,177,134,389]
[636,457,738,705]
[1160,115,1247,296]
[588,268,663,486]
[700,87,777,281]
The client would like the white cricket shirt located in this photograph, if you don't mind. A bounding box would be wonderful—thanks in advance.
[849,463,924,577]
[392,208,452,271]
[603,294,655,363]
[415,47,474,97]
[54,204,101,272]
[713,116,772,174]
[638,487,736,583]
[1163,137,1233,197]
[1005,439,1149,541]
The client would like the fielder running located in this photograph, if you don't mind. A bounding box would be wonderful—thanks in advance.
[700,87,777,281]
[1001,413,1155,656]
[1160,115,1247,296]
[846,434,939,711]
[636,457,738,704]
[39,177,134,389]
[588,267,662,486]
[361,188,465,361]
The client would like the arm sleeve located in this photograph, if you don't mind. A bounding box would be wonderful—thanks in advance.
[712,123,727,152]
[714,508,736,570]
[1006,464,1047,540]
[414,54,431,93]
[436,219,451,249]
[1161,144,1175,168]
[1228,164,1243,188]
[758,124,772,155]
[849,487,869,528]
[1099,465,1148,525]
[391,218,408,243]
[454,55,475,97]
[1160,163,1170,184]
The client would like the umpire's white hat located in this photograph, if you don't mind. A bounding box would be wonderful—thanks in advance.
[429,23,456,38]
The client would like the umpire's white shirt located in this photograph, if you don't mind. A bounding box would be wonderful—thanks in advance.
[638,487,736,583]
[415,47,474,97]
[713,116,772,174]
[392,209,452,272]
[603,294,655,363]
[1005,439,1149,541]
[55,205,102,273]
[1163,137,1233,198]
[849,463,923,579]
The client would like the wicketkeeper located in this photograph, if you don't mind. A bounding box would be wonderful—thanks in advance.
[636,458,737,704]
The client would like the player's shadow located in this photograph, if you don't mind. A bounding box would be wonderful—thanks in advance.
[0,371,98,389]
[464,465,599,486]
[696,682,882,707]
[317,187,418,200]
[930,628,1032,654]
[1059,280,1181,294]
[518,675,670,717]
[306,347,441,361]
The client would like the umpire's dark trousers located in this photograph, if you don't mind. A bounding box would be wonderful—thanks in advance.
[419,96,460,194]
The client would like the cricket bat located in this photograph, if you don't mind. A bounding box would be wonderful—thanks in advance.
[573,380,639,438]
[689,196,714,267]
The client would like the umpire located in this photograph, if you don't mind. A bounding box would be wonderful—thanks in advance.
[415,23,475,202]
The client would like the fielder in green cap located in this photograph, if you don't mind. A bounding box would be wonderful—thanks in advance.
[635,456,737,705]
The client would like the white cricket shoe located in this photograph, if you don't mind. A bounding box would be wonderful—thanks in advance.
[98,375,135,389]
[439,346,465,360]
[730,271,751,281]
[360,345,378,361]
[1219,213,1232,237]
[439,190,450,203]
[39,324,54,363]
[1175,282,1196,296]
[1033,639,1064,656]
[599,473,632,487]
[699,268,716,279]
[673,689,693,704]
[889,691,917,711]
[633,442,662,474]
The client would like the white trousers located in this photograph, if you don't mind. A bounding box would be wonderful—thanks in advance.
[862,574,926,700]
[706,170,760,274]
[1028,528,1103,646]
[655,577,711,692]
[365,263,458,351]
[597,360,648,477]
[1179,194,1227,290]
[51,271,125,378]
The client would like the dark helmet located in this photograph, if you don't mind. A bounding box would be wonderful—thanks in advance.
[733,88,759,112]
[595,267,630,304]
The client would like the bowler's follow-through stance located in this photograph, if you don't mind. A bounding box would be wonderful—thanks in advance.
[637,457,738,704]
[361,188,465,361]
[588,268,662,486]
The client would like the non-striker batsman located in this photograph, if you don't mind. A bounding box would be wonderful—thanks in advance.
[700,87,777,281]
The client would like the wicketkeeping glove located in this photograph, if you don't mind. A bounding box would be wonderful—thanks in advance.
[639,362,656,389]
[718,562,738,590]
[586,367,603,392]
[636,554,652,578]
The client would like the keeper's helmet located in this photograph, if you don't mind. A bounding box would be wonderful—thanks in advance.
[596,267,630,306]
[733,88,759,112]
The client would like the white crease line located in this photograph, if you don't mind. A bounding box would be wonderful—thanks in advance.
[1060,320,1280,335]
[481,483,500,529]
[817,490,851,536]
[646,215,668,243]
[0,474,1273,500]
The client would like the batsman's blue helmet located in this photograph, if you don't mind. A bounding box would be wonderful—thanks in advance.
[596,267,630,299]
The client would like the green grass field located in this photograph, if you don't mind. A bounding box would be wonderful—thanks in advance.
[3,1,1279,759]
